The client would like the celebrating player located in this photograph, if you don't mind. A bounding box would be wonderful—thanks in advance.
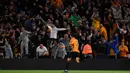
[63,34,80,73]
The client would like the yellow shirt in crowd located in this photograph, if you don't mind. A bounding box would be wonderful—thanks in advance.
[100,26,108,40]
[69,37,79,53]
[51,0,62,8]
[82,44,92,55]
[92,19,100,30]
[109,48,116,56]
[119,45,129,57]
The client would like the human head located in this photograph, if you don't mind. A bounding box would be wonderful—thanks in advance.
[21,27,25,32]
[55,20,59,24]
[70,33,75,38]
[63,22,67,27]
[73,12,77,16]
[78,20,82,25]
[45,7,49,12]
[40,44,43,49]
[114,32,118,36]
[64,34,69,40]
[81,36,85,41]
[74,8,78,13]
[47,19,52,24]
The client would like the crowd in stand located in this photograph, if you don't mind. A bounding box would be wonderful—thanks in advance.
[0,0,130,59]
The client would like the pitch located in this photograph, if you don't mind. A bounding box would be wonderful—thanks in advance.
[0,70,130,73]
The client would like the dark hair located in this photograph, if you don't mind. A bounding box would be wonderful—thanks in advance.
[70,33,76,37]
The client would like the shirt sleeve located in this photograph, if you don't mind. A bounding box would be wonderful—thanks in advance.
[123,30,127,34]
[125,46,129,52]
[47,25,52,31]
[36,46,39,53]
[117,23,127,34]
[43,46,48,52]
[71,3,77,12]
[57,28,67,31]
[69,39,74,46]
[25,30,31,34]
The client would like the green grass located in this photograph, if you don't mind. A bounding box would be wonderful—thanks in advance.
[0,70,130,73]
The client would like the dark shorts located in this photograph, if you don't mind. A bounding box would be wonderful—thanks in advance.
[68,52,80,58]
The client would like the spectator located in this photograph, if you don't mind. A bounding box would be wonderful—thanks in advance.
[38,15,68,48]
[18,27,31,58]
[82,41,93,59]
[105,33,119,59]
[47,23,68,48]
[100,24,108,41]
[0,0,130,59]
[51,0,63,8]
[4,38,13,59]
[36,44,49,58]
[78,35,86,60]
[69,12,80,27]
[51,41,58,57]
[54,39,67,59]
[61,34,71,58]
[118,39,129,59]
[92,17,100,31]
[126,25,130,51]
[111,1,122,20]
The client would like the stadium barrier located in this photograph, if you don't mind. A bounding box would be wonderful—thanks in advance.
[0,59,130,70]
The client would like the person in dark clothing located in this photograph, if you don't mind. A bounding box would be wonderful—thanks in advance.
[78,35,86,61]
